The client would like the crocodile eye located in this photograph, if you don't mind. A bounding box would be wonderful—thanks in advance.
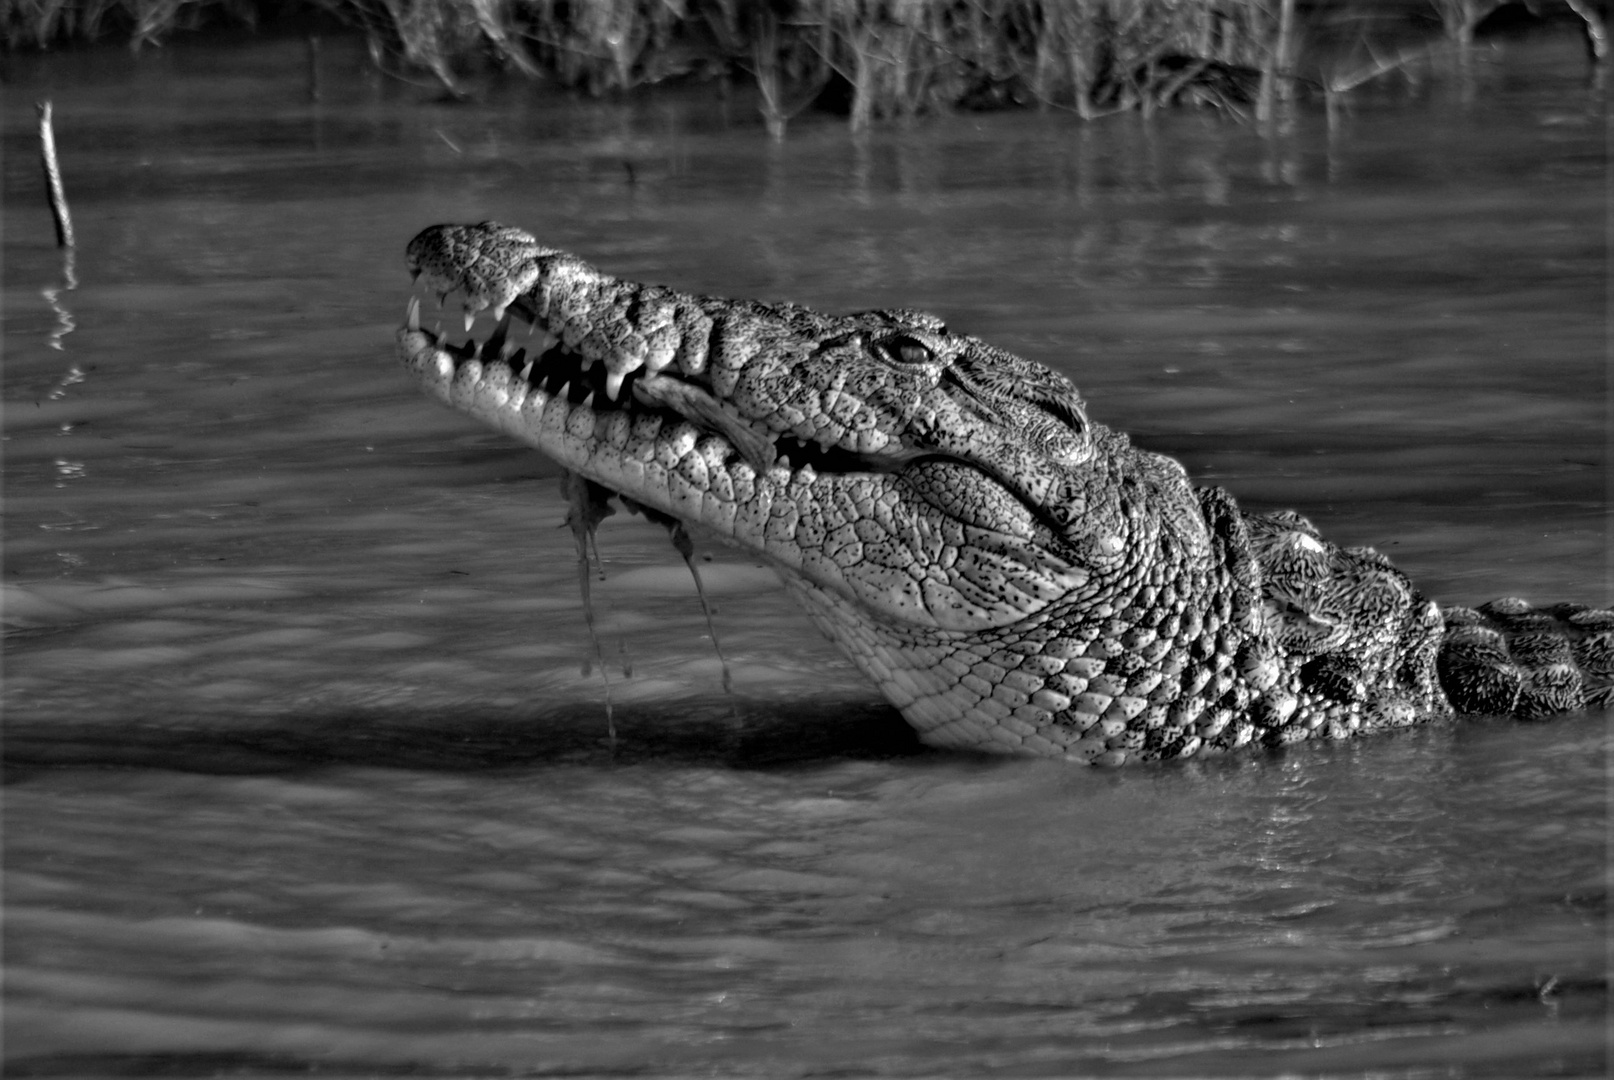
[1037,395,1086,434]
[876,334,936,366]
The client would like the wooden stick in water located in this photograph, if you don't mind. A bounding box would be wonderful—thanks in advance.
[36,100,75,249]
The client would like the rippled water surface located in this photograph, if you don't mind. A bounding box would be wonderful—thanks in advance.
[3,33,1607,1078]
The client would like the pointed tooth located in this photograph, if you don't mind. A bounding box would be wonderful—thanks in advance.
[502,339,522,361]
[580,355,595,371]
[493,304,507,322]
[519,358,535,381]
[777,454,792,470]
[581,390,596,410]
[605,370,626,401]
[406,296,421,330]
[463,310,476,334]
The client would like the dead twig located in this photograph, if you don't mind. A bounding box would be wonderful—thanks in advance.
[36,99,77,355]
[37,100,74,250]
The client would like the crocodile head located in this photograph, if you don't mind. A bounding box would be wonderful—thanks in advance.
[396,222,1458,763]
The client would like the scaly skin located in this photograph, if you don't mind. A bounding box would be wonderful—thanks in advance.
[397,222,1613,764]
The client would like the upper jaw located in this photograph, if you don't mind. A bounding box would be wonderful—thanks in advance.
[402,223,957,483]
[398,290,917,483]
[405,222,551,327]
[406,222,728,408]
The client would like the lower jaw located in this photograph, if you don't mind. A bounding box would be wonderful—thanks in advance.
[399,324,829,564]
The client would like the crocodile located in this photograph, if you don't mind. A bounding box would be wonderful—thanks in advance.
[396,221,1612,765]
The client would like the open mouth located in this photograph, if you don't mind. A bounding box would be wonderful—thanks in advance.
[399,289,1094,555]
[396,224,1098,635]
[395,221,1084,543]
[400,293,926,484]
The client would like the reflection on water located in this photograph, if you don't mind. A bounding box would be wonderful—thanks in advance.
[3,31,1607,1078]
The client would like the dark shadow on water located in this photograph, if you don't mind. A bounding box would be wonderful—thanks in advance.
[1,700,927,779]
[9,704,1604,783]
[6,1053,471,1079]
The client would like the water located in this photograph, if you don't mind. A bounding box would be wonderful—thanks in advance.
[3,32,1607,1078]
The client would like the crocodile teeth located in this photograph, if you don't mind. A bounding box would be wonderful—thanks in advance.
[519,358,534,381]
[604,370,626,401]
[463,310,476,334]
[406,296,421,330]
[632,373,776,470]
[581,390,596,410]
